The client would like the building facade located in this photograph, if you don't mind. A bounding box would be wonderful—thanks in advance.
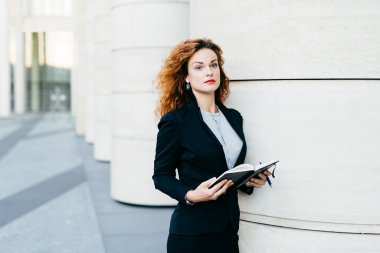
[2,0,380,252]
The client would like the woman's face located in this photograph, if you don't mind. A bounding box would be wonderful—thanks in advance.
[186,48,221,96]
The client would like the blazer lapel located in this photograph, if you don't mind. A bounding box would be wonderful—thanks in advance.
[216,101,245,142]
[216,101,247,167]
[187,98,247,168]
[187,99,224,148]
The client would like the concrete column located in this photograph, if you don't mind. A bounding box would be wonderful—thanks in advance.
[0,0,11,118]
[190,0,380,252]
[110,0,189,205]
[83,0,95,143]
[93,0,111,161]
[14,30,26,114]
[30,32,40,112]
[72,0,86,135]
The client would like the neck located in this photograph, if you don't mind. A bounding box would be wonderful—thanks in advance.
[193,91,218,113]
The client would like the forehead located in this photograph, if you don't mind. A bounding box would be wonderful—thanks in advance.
[189,48,217,63]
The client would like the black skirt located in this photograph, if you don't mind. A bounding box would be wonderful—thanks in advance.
[167,224,239,253]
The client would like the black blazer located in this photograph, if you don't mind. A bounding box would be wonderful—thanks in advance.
[153,98,253,235]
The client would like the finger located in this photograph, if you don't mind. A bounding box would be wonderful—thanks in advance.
[246,181,263,188]
[206,177,217,184]
[252,182,264,188]
[209,179,228,193]
[264,171,271,177]
[249,177,265,184]
[202,177,217,187]
[258,173,267,180]
[251,178,266,186]
[214,180,233,198]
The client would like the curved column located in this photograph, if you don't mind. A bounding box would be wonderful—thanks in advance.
[83,0,96,143]
[111,0,189,205]
[72,0,86,135]
[93,0,111,161]
[0,0,11,118]
[14,30,26,114]
[190,0,380,251]
[29,32,40,112]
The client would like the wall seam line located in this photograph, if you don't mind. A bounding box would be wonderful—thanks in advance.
[111,0,188,10]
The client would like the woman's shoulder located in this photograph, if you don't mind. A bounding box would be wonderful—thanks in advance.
[158,106,190,126]
[228,108,243,125]
[219,103,243,121]
[228,107,242,117]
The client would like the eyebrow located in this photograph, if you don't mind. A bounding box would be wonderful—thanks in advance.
[192,59,218,64]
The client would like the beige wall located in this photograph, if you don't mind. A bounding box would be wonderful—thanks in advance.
[72,0,380,251]
[190,0,380,251]
[190,0,380,79]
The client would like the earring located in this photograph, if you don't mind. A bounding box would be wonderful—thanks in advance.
[185,82,191,91]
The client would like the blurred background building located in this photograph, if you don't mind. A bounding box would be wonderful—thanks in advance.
[1,0,379,252]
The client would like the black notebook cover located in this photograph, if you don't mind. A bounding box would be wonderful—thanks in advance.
[209,160,279,189]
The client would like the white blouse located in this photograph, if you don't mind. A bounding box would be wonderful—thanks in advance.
[200,108,243,169]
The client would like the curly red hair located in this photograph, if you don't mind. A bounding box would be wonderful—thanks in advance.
[155,38,230,117]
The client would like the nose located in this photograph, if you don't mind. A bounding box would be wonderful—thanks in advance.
[205,66,213,76]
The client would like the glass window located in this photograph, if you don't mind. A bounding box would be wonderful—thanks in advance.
[25,32,73,112]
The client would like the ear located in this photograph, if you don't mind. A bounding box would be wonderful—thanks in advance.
[185,77,189,83]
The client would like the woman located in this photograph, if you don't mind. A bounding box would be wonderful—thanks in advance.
[153,38,270,253]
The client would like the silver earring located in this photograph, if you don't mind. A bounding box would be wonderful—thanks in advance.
[185,82,191,91]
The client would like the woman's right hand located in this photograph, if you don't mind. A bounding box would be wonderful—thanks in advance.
[185,178,233,203]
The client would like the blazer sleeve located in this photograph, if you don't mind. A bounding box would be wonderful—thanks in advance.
[152,112,193,205]
[238,181,254,195]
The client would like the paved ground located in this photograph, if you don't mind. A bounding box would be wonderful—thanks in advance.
[0,113,174,253]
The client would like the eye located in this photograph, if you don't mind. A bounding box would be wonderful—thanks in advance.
[211,63,219,68]
[194,65,203,70]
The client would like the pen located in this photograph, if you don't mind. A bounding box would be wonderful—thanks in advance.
[266,176,272,188]
[259,162,272,188]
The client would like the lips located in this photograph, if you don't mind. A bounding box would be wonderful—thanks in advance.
[204,79,216,84]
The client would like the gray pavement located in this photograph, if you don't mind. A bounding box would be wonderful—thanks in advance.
[0,113,173,253]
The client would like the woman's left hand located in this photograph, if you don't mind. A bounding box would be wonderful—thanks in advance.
[246,170,271,188]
